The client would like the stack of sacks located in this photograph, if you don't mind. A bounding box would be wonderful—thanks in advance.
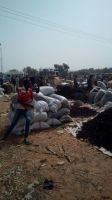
[99,89,112,107]
[30,100,50,131]
[94,89,106,105]
[89,82,112,108]
[8,86,72,135]
[89,81,107,105]
[97,81,107,90]
[89,87,100,104]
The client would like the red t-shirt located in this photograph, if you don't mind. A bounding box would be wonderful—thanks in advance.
[17,87,33,109]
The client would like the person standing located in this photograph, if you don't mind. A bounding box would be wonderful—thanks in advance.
[15,76,19,87]
[1,79,34,145]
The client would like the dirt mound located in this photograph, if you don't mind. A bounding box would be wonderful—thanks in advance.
[70,102,97,117]
[77,108,112,152]
[56,85,74,98]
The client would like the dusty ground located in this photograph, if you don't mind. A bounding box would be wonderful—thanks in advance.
[0,100,112,200]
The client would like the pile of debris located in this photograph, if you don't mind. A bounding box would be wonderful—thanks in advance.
[77,108,112,152]
[70,100,97,117]
[9,86,73,135]
[56,85,74,99]
[56,84,88,101]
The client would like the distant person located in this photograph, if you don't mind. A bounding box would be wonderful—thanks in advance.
[11,76,16,92]
[87,75,95,91]
[1,79,35,145]
[39,76,44,86]
[15,76,19,87]
[0,76,3,86]
[74,75,79,90]
[11,76,16,86]
[30,76,35,87]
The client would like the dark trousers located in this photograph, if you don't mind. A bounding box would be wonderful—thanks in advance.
[4,109,31,139]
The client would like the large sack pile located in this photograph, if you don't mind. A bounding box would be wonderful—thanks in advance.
[9,86,72,135]
[77,108,112,152]
[89,84,112,108]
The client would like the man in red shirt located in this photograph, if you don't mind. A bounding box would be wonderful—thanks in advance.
[2,79,34,145]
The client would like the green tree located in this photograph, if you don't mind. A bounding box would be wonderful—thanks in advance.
[23,66,38,76]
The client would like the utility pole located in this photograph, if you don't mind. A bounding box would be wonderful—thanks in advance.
[0,43,3,73]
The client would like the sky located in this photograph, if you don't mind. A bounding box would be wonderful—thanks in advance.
[0,0,112,72]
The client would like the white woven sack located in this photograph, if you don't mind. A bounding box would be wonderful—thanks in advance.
[98,101,112,112]
[35,100,49,112]
[40,86,55,96]
[60,115,73,123]
[89,87,100,103]
[99,91,112,107]
[33,112,48,122]
[31,122,50,130]
[97,81,107,90]
[33,92,48,102]
[94,89,106,105]
[48,98,61,113]
[0,87,4,92]
[50,94,69,108]
[47,118,61,126]
[50,108,70,119]
[8,111,34,126]
[13,127,24,135]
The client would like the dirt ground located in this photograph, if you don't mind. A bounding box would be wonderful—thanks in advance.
[0,100,112,200]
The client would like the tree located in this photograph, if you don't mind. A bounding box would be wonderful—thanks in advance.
[54,63,69,78]
[23,66,38,76]
[63,63,69,72]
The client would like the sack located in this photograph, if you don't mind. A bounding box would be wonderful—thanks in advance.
[98,101,112,112]
[47,118,61,126]
[60,115,73,123]
[97,81,107,90]
[50,94,70,108]
[8,112,25,134]
[8,110,34,125]
[89,87,100,103]
[40,86,55,96]
[48,98,61,113]
[13,127,24,135]
[33,92,47,101]
[0,87,4,92]
[33,112,48,122]
[94,89,106,105]
[49,108,70,119]
[0,87,4,95]
[35,100,49,112]
[30,122,50,130]
[99,91,112,107]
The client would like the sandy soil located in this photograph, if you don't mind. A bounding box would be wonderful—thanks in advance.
[0,100,112,200]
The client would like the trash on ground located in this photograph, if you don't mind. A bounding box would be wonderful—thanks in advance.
[43,179,54,190]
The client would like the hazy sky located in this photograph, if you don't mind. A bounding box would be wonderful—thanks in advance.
[0,0,112,72]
